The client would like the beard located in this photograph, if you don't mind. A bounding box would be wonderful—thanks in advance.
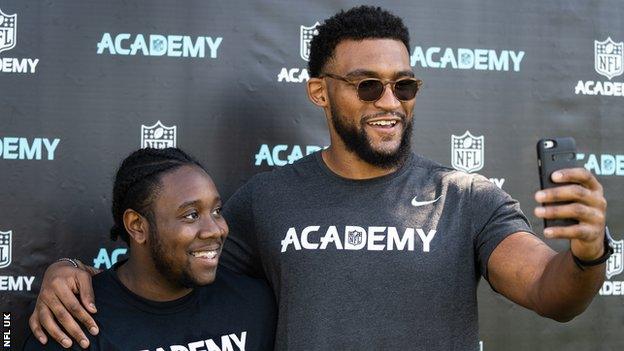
[148,221,198,289]
[330,105,412,169]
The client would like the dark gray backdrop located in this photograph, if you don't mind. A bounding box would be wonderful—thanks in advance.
[1,0,623,349]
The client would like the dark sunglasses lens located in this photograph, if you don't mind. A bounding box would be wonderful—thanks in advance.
[357,79,384,101]
[394,79,419,100]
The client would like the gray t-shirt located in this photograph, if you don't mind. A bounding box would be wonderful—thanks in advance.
[221,152,533,350]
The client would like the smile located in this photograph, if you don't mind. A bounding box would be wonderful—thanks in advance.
[190,250,219,259]
[367,120,398,127]
[189,243,222,261]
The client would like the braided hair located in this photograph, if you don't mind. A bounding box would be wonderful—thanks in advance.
[110,147,205,244]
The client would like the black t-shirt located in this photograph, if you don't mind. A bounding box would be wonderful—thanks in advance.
[23,261,276,351]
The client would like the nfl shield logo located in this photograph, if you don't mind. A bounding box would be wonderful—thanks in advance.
[141,120,177,149]
[300,22,320,61]
[0,230,12,269]
[594,37,623,80]
[451,131,484,173]
[0,9,17,54]
[606,239,623,279]
[348,230,363,246]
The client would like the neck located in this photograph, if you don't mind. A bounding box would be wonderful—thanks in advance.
[321,141,403,180]
[117,253,192,302]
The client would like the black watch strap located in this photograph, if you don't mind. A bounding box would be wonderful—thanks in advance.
[572,226,614,271]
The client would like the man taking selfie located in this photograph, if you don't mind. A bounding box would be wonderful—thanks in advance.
[29,6,611,350]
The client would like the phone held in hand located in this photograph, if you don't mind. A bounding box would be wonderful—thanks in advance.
[537,137,579,228]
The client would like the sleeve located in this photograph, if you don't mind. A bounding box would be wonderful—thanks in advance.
[469,174,534,281]
[219,179,266,278]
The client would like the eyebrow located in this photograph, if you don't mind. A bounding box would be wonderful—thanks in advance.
[177,197,222,210]
[395,70,416,78]
[178,200,202,210]
[344,69,415,79]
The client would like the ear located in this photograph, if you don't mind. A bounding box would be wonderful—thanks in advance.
[307,77,329,107]
[123,209,149,245]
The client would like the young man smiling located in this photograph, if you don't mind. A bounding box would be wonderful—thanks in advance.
[24,148,276,350]
[29,6,609,350]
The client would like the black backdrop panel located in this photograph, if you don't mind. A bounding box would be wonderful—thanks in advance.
[1,1,623,349]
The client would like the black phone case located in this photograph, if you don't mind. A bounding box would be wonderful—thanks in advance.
[537,137,579,228]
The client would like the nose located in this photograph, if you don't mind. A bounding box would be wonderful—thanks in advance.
[198,215,228,240]
[373,82,401,110]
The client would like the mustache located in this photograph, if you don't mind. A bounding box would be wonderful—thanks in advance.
[361,111,407,123]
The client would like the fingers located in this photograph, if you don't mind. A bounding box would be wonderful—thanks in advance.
[535,202,606,261]
[42,274,94,348]
[540,223,597,241]
[43,293,91,349]
[28,310,48,345]
[535,203,605,225]
[36,262,100,345]
[36,300,73,348]
[536,168,608,262]
[551,167,603,192]
[75,274,99,333]
[535,184,607,210]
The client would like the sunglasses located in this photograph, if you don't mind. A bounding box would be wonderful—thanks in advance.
[320,73,422,102]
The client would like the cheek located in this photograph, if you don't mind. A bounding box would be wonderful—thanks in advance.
[219,218,229,237]
[330,88,363,113]
[159,225,196,254]
[402,101,415,115]
[332,100,368,127]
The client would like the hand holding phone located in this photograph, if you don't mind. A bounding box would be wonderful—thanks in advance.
[535,137,609,262]
[537,137,578,228]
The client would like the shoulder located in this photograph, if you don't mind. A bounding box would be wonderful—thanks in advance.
[212,266,275,300]
[410,154,478,189]
[248,152,318,187]
[409,154,511,204]
[85,267,134,317]
[211,267,276,310]
[90,267,118,294]
[226,153,319,206]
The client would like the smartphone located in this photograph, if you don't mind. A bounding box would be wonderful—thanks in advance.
[536,137,579,228]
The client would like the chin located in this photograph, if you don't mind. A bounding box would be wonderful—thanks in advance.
[191,270,218,286]
[371,143,401,156]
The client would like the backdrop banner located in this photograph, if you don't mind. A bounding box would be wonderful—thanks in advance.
[1,0,622,349]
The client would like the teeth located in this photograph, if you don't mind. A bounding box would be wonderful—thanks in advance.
[191,250,218,259]
[368,120,397,126]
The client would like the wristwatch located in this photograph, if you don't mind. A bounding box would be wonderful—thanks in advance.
[572,226,615,271]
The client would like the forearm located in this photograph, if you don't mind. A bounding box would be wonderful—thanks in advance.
[530,250,605,322]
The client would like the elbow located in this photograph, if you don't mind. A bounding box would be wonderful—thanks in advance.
[536,307,585,323]
[549,314,577,323]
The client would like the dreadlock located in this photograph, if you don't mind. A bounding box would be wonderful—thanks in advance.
[110,147,205,244]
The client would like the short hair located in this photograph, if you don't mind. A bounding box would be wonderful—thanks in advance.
[308,5,411,77]
[110,147,205,244]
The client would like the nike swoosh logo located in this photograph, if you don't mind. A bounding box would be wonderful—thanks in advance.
[411,195,442,207]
